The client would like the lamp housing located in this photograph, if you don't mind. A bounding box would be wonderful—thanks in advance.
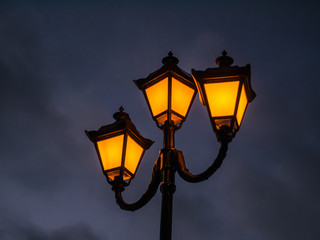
[192,51,256,137]
[134,52,197,128]
[86,107,153,185]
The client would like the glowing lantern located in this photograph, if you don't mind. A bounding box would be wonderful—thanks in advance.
[134,52,197,128]
[85,107,153,184]
[192,51,256,136]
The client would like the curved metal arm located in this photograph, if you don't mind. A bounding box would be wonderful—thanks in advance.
[176,140,229,183]
[111,157,161,212]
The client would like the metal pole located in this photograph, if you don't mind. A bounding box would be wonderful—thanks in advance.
[160,183,174,240]
[159,120,176,240]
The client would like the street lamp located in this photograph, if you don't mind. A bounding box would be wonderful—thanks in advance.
[85,107,153,185]
[192,50,256,138]
[134,51,197,129]
[85,51,256,240]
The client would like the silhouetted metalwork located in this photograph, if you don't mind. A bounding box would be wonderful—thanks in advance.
[86,52,255,240]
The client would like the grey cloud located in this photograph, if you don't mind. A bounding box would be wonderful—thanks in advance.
[50,224,102,240]
[1,1,320,240]
[0,219,103,240]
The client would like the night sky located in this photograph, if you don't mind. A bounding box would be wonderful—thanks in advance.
[1,1,320,240]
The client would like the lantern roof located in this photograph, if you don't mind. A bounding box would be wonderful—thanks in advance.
[86,107,154,149]
[134,51,194,89]
[192,51,256,102]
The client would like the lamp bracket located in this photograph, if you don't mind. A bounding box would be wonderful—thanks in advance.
[112,157,161,212]
[176,140,229,183]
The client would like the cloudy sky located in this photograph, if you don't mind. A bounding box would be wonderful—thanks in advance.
[1,1,320,239]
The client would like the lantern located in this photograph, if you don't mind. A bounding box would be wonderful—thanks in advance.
[134,52,197,128]
[192,51,256,136]
[85,107,153,184]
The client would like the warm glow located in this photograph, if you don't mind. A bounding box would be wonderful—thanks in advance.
[97,135,124,171]
[214,118,233,130]
[156,114,168,125]
[171,77,195,117]
[107,169,131,181]
[236,84,248,125]
[204,81,239,117]
[124,135,144,174]
[145,78,168,117]
[171,113,182,125]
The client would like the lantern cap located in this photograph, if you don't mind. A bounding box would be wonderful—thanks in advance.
[215,50,234,68]
[113,106,130,121]
[134,51,193,90]
[85,107,154,149]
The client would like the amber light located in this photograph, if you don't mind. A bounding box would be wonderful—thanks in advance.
[171,77,195,118]
[144,76,195,125]
[204,81,240,117]
[96,134,143,181]
[124,135,144,175]
[134,52,197,128]
[86,107,153,183]
[202,79,248,131]
[236,85,248,125]
[145,78,168,118]
[97,135,124,172]
[192,51,256,135]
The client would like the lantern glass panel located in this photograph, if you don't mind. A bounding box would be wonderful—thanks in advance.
[145,78,168,117]
[124,135,144,174]
[236,84,248,126]
[214,118,232,129]
[171,77,195,117]
[214,118,238,131]
[97,134,124,171]
[204,81,239,117]
[171,113,182,125]
[107,169,131,181]
[106,170,119,181]
[155,114,167,125]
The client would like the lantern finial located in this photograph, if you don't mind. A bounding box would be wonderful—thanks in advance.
[215,50,234,68]
[162,51,179,65]
[113,106,130,121]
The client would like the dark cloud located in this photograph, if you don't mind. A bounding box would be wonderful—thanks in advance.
[0,1,320,240]
[0,217,102,240]
[0,23,71,192]
[51,224,102,240]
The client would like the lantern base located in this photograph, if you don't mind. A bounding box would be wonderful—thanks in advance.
[215,125,235,143]
[105,169,132,182]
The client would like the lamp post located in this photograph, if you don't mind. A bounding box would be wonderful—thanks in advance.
[86,51,256,240]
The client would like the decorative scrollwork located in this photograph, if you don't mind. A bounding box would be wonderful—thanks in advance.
[176,140,229,183]
[112,157,161,212]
